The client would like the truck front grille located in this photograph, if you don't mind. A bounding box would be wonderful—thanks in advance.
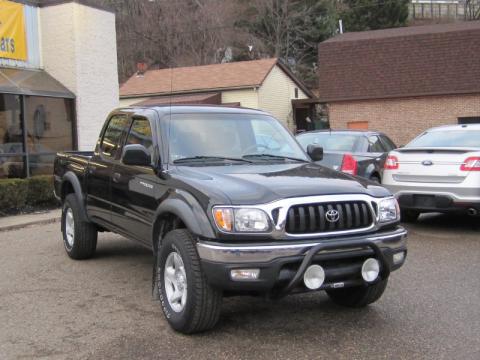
[285,201,374,234]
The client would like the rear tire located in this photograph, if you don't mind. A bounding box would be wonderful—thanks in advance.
[62,194,97,259]
[157,229,222,334]
[326,278,388,308]
[401,209,420,223]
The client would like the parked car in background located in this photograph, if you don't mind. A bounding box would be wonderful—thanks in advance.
[296,130,397,182]
[382,124,480,222]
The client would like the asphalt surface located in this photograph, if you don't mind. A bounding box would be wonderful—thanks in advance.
[1,215,479,360]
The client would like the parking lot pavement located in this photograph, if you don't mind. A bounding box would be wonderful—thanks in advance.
[0,215,479,360]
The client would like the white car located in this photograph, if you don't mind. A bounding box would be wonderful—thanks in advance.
[382,124,480,222]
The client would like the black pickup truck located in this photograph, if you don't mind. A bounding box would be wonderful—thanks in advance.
[54,106,407,334]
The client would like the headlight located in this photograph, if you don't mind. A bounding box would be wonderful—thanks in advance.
[378,197,400,222]
[213,207,270,233]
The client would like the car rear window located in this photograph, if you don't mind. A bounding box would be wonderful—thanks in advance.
[297,133,365,152]
[407,130,480,148]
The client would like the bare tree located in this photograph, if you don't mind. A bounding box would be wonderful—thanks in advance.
[465,0,480,20]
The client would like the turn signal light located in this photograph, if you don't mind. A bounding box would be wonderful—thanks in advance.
[340,153,358,175]
[460,157,480,171]
[385,155,399,170]
[213,208,233,232]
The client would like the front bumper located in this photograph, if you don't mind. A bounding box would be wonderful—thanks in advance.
[197,226,407,296]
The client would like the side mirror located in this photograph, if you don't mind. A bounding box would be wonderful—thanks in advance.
[307,144,323,162]
[122,144,151,166]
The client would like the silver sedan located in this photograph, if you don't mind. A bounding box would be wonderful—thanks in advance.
[382,124,480,222]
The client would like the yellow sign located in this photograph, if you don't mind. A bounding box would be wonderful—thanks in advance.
[0,0,27,61]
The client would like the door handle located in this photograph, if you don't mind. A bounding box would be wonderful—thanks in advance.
[112,172,121,183]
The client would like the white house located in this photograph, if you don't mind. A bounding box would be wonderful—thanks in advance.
[119,58,315,131]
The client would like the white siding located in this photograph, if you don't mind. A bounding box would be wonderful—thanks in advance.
[258,65,308,128]
[221,89,258,109]
[40,3,119,150]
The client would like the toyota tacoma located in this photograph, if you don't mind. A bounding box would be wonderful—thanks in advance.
[54,106,407,334]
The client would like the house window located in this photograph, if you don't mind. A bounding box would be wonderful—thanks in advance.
[458,117,480,125]
[294,88,299,99]
[347,121,369,130]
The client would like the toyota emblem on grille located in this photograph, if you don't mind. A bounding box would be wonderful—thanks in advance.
[325,209,340,223]
[422,160,433,166]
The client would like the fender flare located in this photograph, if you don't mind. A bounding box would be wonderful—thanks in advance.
[152,190,215,248]
[61,171,89,222]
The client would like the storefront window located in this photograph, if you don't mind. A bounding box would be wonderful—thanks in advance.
[0,93,74,178]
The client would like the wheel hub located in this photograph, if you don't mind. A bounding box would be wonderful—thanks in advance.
[65,208,75,247]
[164,252,187,312]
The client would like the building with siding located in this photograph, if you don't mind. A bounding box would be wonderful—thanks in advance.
[119,59,315,131]
[317,21,480,145]
[0,0,118,178]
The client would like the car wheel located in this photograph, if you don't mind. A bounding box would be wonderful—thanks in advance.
[157,229,222,334]
[401,209,420,223]
[62,194,97,259]
[326,278,388,308]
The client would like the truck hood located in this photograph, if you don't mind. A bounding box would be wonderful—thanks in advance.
[171,163,391,205]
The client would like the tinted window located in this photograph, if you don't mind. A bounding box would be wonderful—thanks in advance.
[126,118,153,154]
[297,133,363,152]
[368,136,386,153]
[101,115,128,158]
[407,130,480,148]
[379,135,396,151]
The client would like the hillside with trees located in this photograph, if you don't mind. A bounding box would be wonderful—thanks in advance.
[100,0,414,87]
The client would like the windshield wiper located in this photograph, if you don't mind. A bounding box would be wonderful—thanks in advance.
[173,156,252,164]
[242,154,309,163]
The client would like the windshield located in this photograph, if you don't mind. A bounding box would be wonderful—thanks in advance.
[297,133,365,152]
[168,114,308,164]
[406,130,480,148]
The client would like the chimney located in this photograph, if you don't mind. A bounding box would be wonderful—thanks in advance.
[136,62,148,76]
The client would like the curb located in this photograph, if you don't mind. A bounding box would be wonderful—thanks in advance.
[0,216,61,233]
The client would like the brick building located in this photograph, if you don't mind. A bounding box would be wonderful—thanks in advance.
[317,21,480,146]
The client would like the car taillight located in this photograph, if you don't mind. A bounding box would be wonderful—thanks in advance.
[341,153,358,175]
[385,155,399,170]
[460,157,480,171]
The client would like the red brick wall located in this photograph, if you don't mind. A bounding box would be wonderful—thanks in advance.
[328,94,480,145]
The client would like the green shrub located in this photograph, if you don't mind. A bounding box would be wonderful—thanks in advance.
[26,175,56,206]
[0,175,57,213]
[0,178,29,211]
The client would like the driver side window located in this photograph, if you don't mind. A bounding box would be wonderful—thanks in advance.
[126,118,153,155]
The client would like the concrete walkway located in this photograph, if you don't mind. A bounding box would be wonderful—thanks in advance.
[0,209,61,232]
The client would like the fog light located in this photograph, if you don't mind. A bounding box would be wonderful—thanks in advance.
[361,258,380,282]
[303,265,325,290]
[230,269,260,281]
[393,251,405,265]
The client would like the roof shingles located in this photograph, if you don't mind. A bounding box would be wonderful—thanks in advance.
[318,21,480,102]
[120,58,277,97]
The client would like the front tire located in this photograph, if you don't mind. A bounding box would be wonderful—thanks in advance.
[157,229,222,334]
[62,194,97,259]
[326,278,388,308]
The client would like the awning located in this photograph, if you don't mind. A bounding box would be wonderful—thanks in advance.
[0,68,75,98]
[134,92,221,106]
